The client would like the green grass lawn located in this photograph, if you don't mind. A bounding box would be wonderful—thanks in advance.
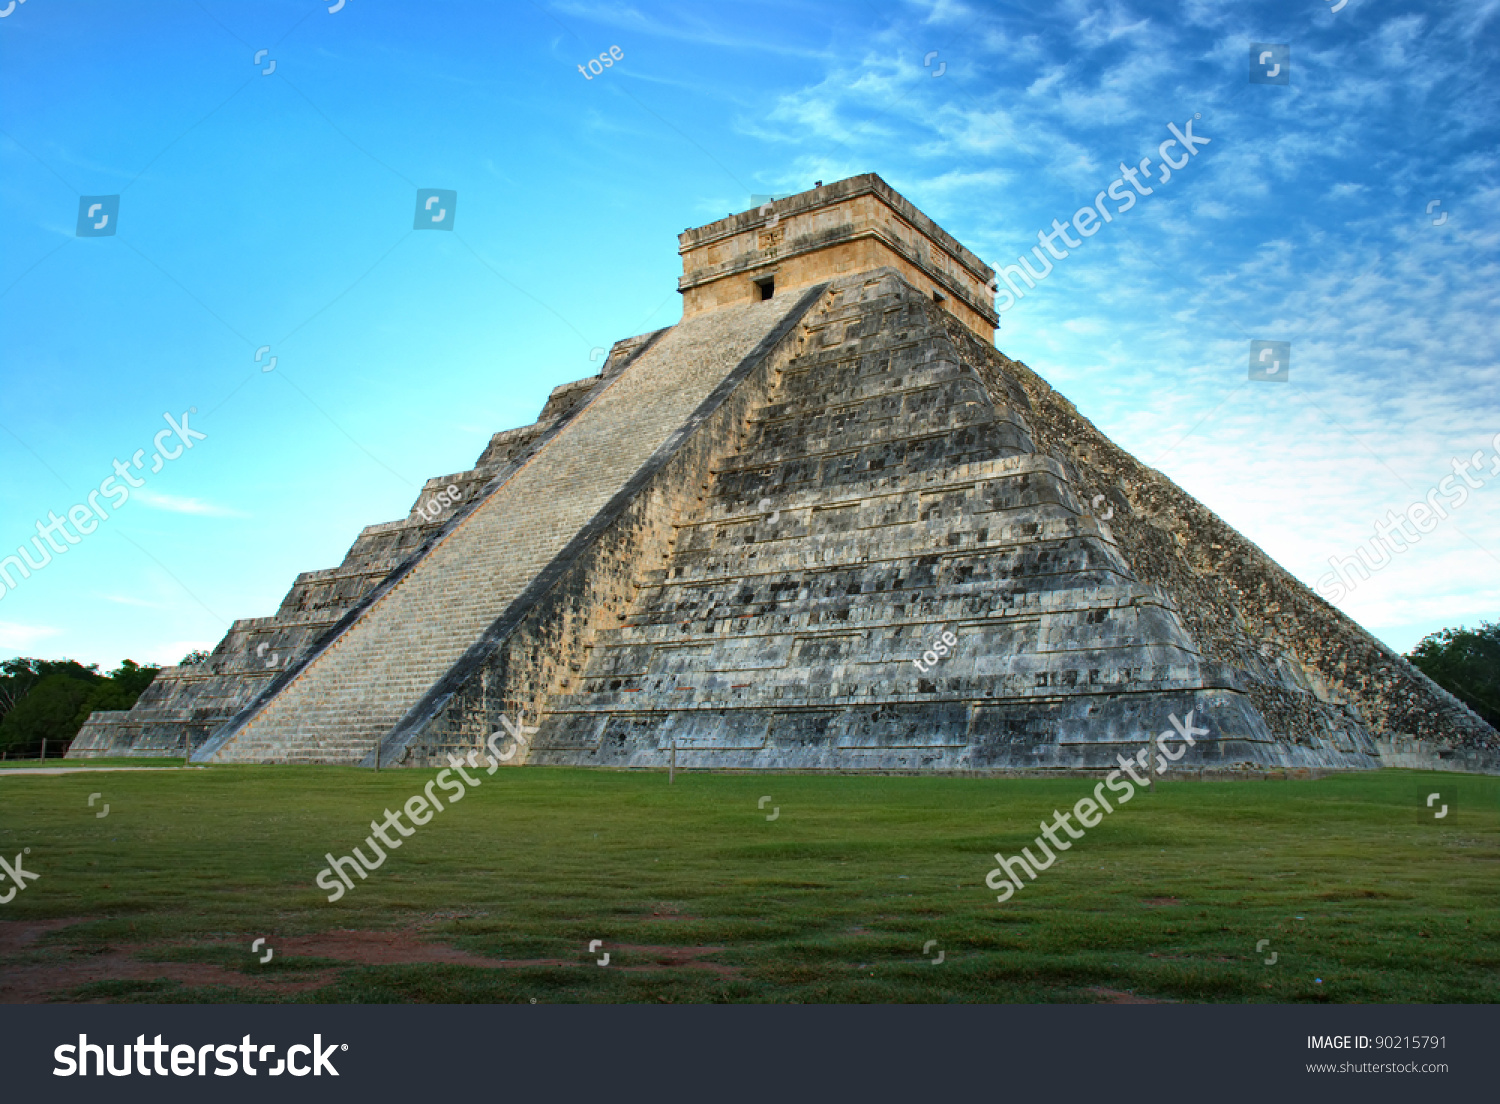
[0,765,1495,1003]
[0,757,188,769]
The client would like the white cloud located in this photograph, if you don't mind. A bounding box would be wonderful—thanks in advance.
[100,594,165,608]
[132,490,245,517]
[549,1,834,59]
[0,621,62,651]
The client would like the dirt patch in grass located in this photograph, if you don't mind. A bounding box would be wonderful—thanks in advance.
[0,918,740,1001]
[272,929,554,968]
[1085,986,1170,1004]
[0,922,338,1003]
[0,917,89,956]
[645,904,699,921]
[610,943,740,976]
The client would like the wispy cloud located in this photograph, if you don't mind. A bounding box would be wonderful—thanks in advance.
[132,490,245,517]
[100,594,165,609]
[549,1,834,60]
[724,0,1498,650]
[0,621,62,651]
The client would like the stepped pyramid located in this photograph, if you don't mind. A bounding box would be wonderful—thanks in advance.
[70,174,1499,773]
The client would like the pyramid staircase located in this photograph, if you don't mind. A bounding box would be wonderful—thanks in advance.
[191,291,822,763]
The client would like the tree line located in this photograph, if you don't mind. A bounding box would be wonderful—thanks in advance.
[1407,621,1500,729]
[0,650,206,758]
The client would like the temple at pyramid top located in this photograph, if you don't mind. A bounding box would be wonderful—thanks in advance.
[678,174,999,341]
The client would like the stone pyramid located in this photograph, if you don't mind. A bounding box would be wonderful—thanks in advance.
[70,174,1498,774]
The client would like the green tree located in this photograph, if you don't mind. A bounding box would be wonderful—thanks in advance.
[0,657,99,727]
[0,673,100,756]
[0,657,162,757]
[1408,621,1500,728]
[72,659,162,729]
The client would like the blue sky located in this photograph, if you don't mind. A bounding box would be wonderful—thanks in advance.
[1,0,1496,670]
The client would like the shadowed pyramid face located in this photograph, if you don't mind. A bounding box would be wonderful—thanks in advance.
[72,176,1496,774]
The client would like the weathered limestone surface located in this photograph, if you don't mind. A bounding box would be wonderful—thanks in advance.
[72,172,1497,772]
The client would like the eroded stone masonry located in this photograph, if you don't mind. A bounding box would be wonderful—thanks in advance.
[70,174,1498,774]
